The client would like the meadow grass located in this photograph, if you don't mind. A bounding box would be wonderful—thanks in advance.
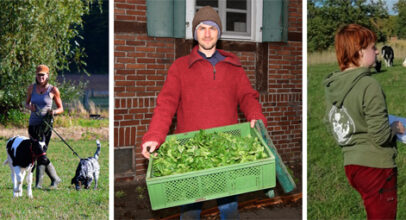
[0,138,109,219]
[1,111,108,129]
[308,39,406,65]
[307,61,406,219]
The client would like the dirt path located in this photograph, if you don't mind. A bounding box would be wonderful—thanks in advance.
[0,126,109,141]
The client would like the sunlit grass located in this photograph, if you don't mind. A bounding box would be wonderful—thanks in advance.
[0,138,109,219]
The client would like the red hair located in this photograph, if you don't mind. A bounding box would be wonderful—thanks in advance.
[335,24,377,71]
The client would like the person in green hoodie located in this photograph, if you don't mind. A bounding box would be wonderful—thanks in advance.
[324,24,405,219]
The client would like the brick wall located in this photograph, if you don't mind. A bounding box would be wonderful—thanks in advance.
[114,0,302,181]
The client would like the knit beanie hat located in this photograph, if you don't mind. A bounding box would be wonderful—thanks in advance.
[36,64,49,74]
[192,6,222,39]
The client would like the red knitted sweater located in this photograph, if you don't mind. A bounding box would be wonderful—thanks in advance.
[142,46,267,147]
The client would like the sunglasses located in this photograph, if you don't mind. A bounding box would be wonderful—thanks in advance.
[37,73,47,76]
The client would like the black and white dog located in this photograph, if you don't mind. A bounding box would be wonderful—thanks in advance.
[4,136,46,198]
[382,46,394,67]
[71,140,101,190]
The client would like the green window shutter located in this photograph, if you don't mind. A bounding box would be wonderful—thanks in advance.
[174,0,186,38]
[147,0,185,38]
[262,0,288,42]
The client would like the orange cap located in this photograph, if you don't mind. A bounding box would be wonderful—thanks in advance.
[36,64,49,74]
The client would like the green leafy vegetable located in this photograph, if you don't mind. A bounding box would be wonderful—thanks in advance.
[151,130,268,177]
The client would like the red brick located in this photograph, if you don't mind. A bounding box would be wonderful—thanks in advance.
[115,40,126,45]
[116,69,135,75]
[136,47,155,52]
[115,52,126,57]
[127,64,146,69]
[127,75,147,81]
[115,15,135,21]
[116,57,135,63]
[136,81,155,86]
[137,58,156,63]
[115,35,136,40]
[116,3,136,10]
[146,64,165,69]
[128,52,146,57]
[128,0,145,3]
[116,81,135,86]
[126,10,144,16]
[116,46,135,51]
[136,70,155,75]
[136,5,147,10]
[146,87,162,92]
[115,9,126,15]
[127,41,145,46]
[136,16,147,22]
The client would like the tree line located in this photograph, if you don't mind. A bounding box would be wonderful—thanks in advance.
[0,0,105,119]
[308,0,406,52]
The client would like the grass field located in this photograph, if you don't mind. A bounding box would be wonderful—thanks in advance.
[0,138,109,219]
[307,60,406,219]
[308,39,406,65]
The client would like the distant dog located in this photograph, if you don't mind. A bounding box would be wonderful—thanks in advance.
[403,58,406,67]
[382,46,394,67]
[4,136,46,198]
[71,140,101,190]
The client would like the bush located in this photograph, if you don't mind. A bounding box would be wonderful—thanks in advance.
[0,0,101,119]
[0,109,29,128]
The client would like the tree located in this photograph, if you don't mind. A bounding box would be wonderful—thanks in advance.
[394,0,406,39]
[308,0,389,52]
[0,0,101,118]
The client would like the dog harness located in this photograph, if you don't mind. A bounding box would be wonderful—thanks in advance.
[30,143,46,166]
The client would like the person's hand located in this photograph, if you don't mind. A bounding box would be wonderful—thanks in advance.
[142,141,159,159]
[27,103,36,112]
[391,121,405,134]
[47,109,54,116]
[250,119,257,128]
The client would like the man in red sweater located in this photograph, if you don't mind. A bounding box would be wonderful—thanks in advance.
[141,6,267,219]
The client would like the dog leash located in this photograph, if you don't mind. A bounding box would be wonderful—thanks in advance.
[33,104,82,160]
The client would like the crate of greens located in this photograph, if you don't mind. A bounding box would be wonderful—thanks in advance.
[146,122,276,210]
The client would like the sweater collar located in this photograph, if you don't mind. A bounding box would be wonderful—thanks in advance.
[188,45,241,68]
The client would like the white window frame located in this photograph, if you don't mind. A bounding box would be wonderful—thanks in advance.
[186,0,263,42]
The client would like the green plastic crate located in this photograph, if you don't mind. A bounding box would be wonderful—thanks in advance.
[146,122,276,210]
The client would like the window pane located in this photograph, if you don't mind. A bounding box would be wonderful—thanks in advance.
[226,12,246,32]
[226,0,247,10]
[196,0,218,8]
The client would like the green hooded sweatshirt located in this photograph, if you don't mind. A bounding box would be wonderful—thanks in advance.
[324,67,397,168]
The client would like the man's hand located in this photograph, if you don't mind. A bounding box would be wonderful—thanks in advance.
[141,141,159,159]
[250,119,257,128]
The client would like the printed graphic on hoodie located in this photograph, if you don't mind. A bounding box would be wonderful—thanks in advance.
[328,106,355,145]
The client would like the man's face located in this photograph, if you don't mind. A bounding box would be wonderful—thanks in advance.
[195,23,219,52]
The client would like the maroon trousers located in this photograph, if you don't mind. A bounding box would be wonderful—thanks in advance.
[345,165,397,220]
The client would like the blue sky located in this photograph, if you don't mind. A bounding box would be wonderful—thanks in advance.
[314,1,398,15]
[386,0,397,15]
